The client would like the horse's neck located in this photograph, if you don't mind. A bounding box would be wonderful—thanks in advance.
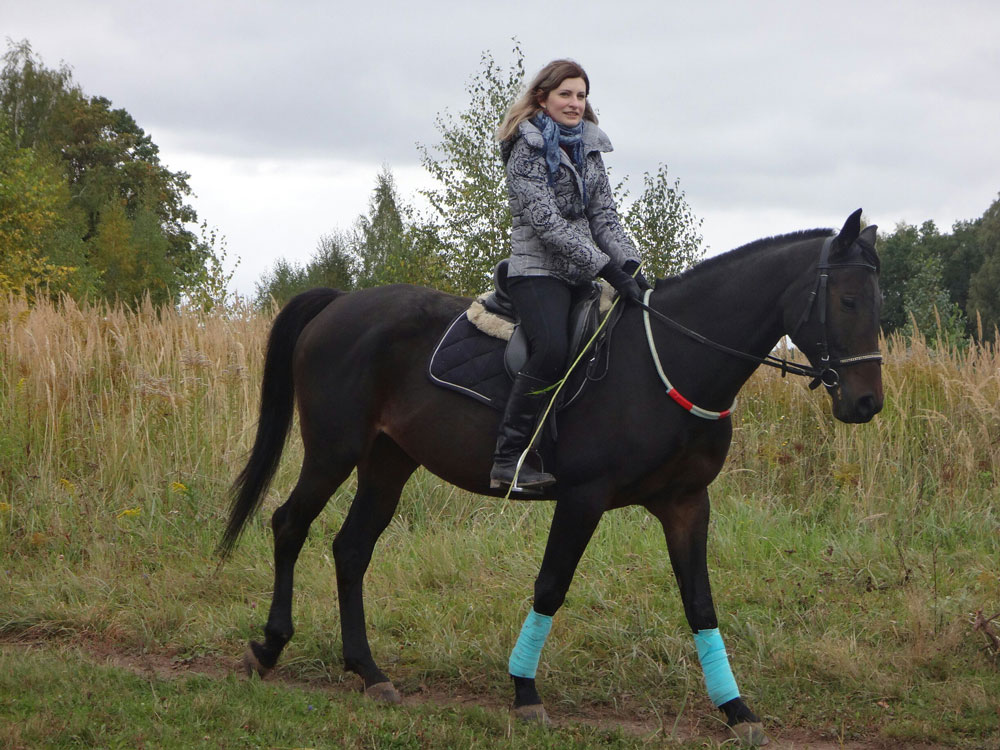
[653,243,812,404]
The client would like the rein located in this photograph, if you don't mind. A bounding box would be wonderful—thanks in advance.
[637,237,883,419]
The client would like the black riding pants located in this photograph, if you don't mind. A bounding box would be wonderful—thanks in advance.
[506,275,574,383]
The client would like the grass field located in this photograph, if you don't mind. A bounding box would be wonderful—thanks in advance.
[1,295,998,748]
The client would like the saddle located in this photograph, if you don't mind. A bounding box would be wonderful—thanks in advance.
[428,261,623,412]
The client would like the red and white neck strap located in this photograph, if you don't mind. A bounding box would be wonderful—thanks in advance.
[642,289,734,420]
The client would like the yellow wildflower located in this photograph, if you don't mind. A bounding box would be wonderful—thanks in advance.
[117,507,141,519]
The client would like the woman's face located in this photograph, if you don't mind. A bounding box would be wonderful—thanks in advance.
[540,77,587,127]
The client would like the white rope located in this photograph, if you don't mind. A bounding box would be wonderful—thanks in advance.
[642,289,734,421]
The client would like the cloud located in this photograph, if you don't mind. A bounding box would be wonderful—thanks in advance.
[6,0,1000,290]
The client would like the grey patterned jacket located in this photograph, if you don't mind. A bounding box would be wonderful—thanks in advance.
[503,119,640,285]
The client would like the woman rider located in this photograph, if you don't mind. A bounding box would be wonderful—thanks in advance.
[490,59,649,493]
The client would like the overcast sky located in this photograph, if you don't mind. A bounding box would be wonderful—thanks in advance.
[6,1,1000,294]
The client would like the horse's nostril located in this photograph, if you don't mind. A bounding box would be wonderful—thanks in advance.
[857,394,881,419]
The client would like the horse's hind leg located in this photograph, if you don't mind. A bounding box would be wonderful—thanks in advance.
[245,454,351,677]
[333,433,417,701]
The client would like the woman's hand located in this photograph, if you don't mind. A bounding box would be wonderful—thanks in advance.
[623,260,652,292]
[600,262,643,303]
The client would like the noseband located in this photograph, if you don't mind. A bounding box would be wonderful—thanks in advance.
[788,236,883,390]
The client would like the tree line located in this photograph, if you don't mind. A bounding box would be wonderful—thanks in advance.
[3,38,998,343]
[876,200,1000,342]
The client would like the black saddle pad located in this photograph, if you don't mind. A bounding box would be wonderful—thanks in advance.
[428,313,511,410]
[427,305,622,411]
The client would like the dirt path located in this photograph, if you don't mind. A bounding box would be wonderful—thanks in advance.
[3,634,946,749]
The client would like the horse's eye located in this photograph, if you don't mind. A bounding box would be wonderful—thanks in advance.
[841,296,857,311]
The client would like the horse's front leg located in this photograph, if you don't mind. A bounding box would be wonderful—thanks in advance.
[646,490,769,747]
[509,494,604,724]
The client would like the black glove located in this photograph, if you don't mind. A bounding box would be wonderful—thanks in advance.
[622,260,652,292]
[600,261,642,303]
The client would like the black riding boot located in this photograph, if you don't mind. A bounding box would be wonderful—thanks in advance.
[490,372,557,492]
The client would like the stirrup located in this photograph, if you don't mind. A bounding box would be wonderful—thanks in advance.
[491,480,546,497]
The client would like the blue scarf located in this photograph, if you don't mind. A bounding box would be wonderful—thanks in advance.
[532,112,588,206]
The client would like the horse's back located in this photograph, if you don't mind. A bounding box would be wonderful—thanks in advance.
[296,284,468,363]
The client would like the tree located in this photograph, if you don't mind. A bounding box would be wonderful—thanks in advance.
[899,256,967,344]
[0,39,222,304]
[620,165,703,279]
[0,39,72,150]
[183,223,239,312]
[52,91,206,289]
[254,258,311,309]
[967,255,1000,340]
[309,231,356,290]
[89,199,139,301]
[877,221,966,342]
[355,167,446,290]
[967,193,1000,340]
[937,218,985,321]
[255,229,357,308]
[416,44,525,294]
[354,168,412,288]
[0,121,88,296]
[256,168,451,307]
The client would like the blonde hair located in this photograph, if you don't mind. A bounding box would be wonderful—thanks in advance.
[496,59,598,142]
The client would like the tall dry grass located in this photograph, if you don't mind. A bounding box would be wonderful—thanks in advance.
[727,328,999,518]
[1,295,274,564]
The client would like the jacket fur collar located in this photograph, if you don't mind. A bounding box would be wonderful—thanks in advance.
[516,119,614,154]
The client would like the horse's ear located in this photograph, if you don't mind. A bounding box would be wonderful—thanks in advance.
[858,224,878,246]
[857,223,880,270]
[835,208,863,250]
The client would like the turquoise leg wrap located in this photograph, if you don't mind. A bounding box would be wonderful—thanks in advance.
[693,628,740,706]
[508,609,553,679]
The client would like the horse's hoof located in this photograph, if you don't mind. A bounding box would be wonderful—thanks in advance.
[731,721,768,746]
[511,703,551,726]
[242,646,271,678]
[365,681,402,704]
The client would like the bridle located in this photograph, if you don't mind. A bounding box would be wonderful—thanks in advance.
[786,236,883,390]
[637,235,883,403]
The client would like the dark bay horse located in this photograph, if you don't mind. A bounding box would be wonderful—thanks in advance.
[220,210,883,746]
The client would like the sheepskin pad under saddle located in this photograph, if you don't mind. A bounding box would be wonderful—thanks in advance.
[427,261,623,412]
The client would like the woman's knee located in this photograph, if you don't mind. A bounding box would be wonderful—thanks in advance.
[525,345,567,383]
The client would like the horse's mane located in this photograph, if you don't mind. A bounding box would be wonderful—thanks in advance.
[656,228,834,288]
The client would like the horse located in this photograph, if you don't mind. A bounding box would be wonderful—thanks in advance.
[219,209,883,746]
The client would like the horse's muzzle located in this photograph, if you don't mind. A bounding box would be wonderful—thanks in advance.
[833,389,883,423]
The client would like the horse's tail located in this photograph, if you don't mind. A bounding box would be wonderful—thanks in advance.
[217,287,343,560]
